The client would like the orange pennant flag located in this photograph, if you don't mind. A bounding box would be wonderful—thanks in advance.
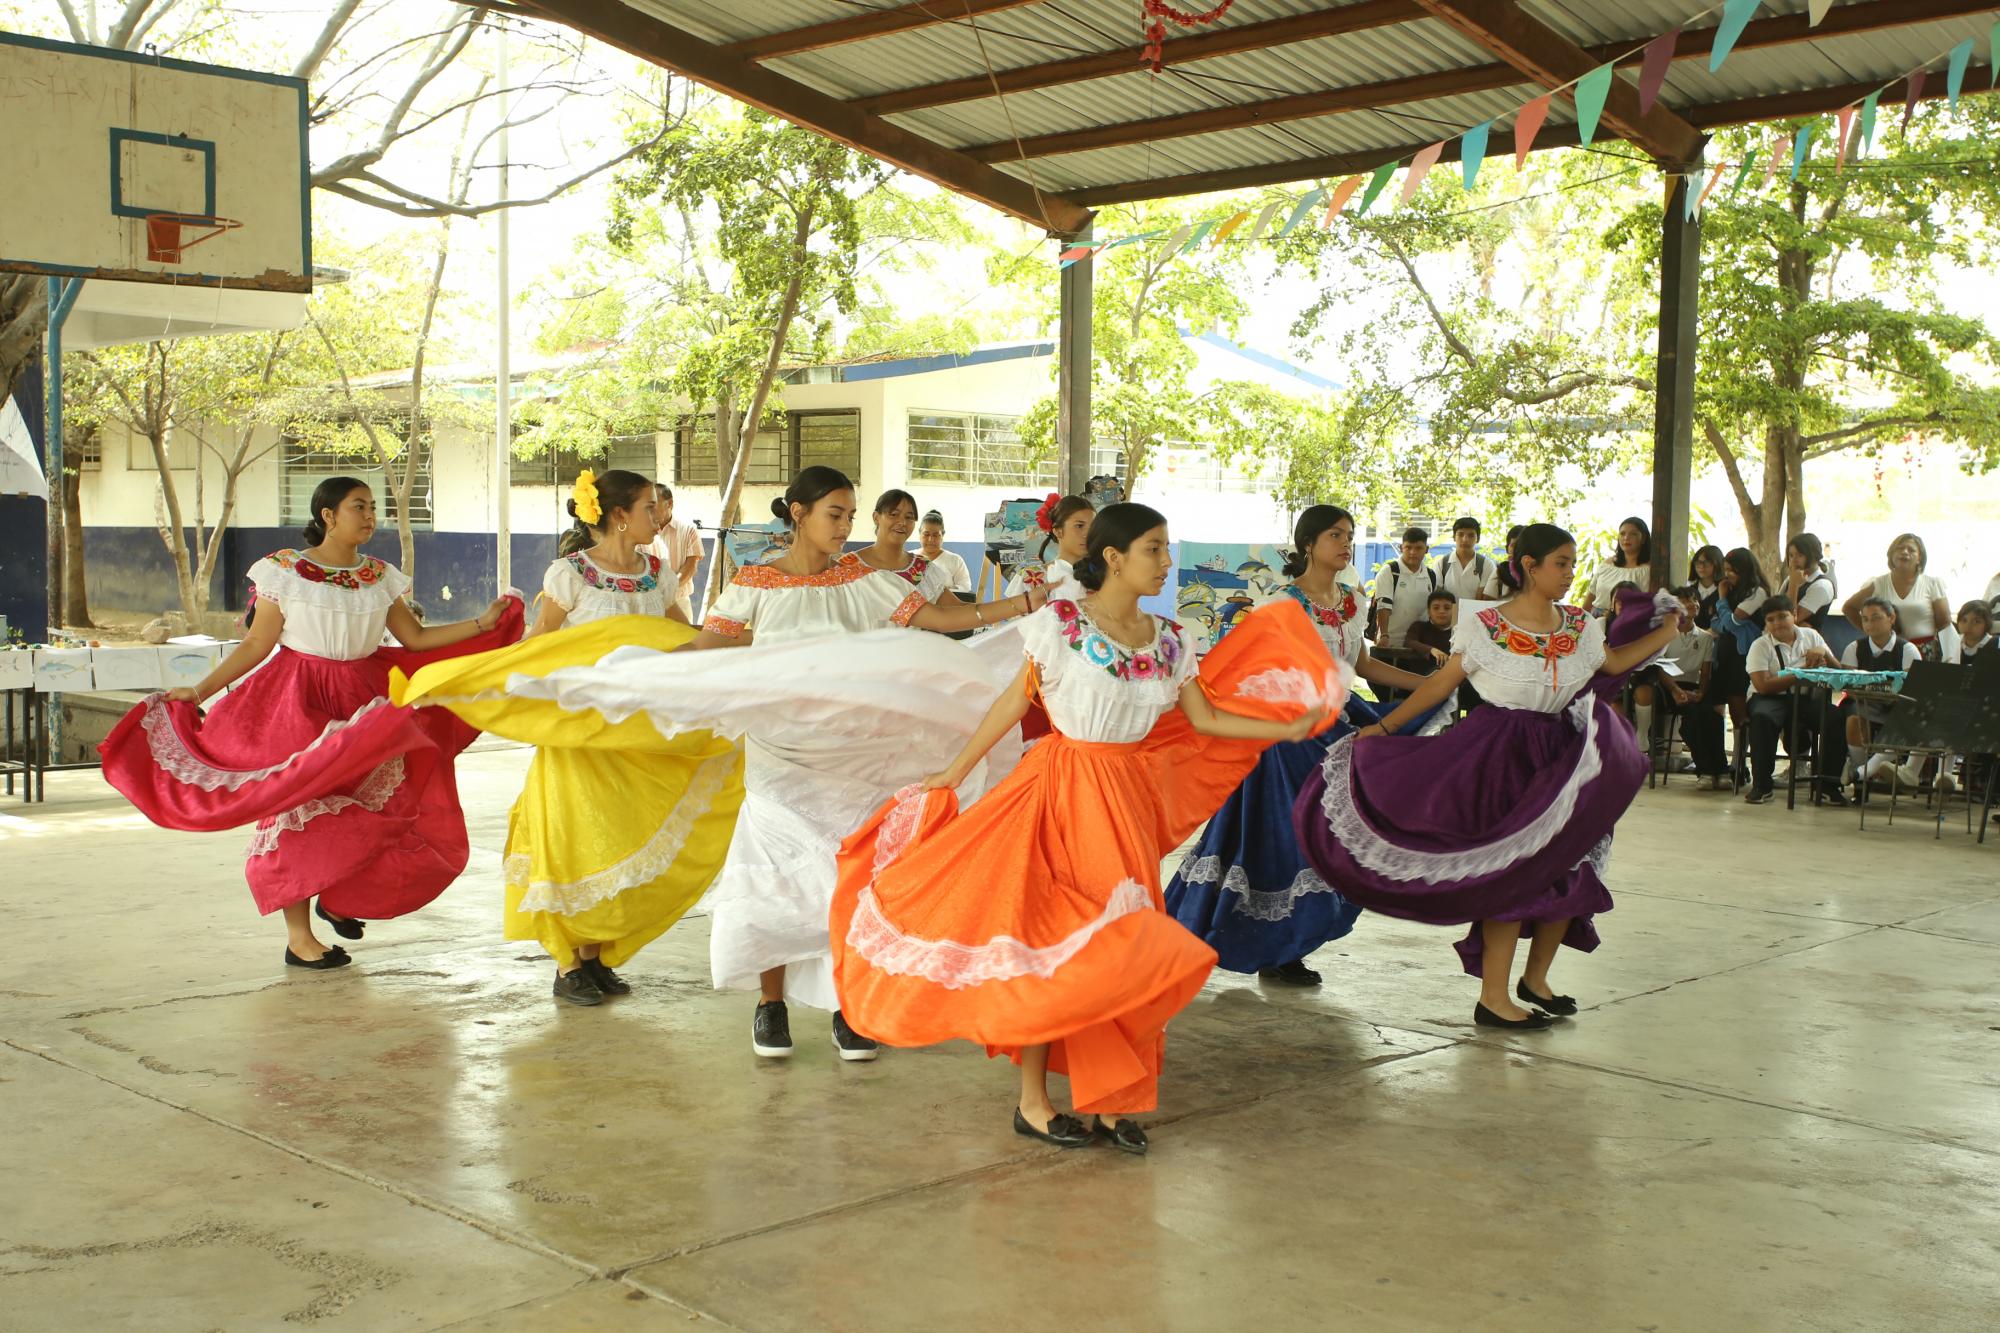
[1514,94,1552,170]
[1211,209,1251,244]
[1696,162,1727,213]
[1835,106,1856,171]
[1323,175,1363,225]
[1766,134,1790,188]
[1400,141,1445,204]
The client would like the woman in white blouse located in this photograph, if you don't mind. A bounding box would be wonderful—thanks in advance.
[1006,494,1094,599]
[529,468,685,637]
[1842,533,1951,653]
[1579,515,1653,615]
[916,510,973,597]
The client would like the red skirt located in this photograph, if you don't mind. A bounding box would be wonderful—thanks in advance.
[99,602,523,917]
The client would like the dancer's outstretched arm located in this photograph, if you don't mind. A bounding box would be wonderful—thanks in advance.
[1355,659,1467,737]
[909,584,1049,634]
[1179,682,1327,742]
[922,664,1035,790]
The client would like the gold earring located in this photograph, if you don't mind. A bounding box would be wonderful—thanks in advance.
[618,523,628,533]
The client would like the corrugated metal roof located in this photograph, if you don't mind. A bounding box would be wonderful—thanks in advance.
[577,0,1996,216]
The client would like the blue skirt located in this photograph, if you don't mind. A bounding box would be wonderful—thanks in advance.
[1164,696,1391,973]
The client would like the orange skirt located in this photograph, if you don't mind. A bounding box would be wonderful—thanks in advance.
[830,599,1344,1114]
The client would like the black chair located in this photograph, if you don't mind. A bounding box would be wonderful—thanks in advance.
[1860,660,2000,839]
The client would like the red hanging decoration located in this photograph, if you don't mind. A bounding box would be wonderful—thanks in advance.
[1140,0,1238,73]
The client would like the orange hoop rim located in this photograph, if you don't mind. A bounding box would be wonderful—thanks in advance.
[144,212,244,263]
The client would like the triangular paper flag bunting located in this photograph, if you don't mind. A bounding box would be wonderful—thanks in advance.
[1460,120,1491,189]
[1638,30,1679,116]
[1323,176,1363,225]
[1711,0,1761,73]
[1835,106,1855,171]
[1096,233,1156,254]
[1791,124,1814,179]
[1273,189,1325,240]
[1858,90,1879,154]
[1242,201,1282,244]
[1664,174,1679,213]
[1697,162,1727,214]
[1514,94,1551,169]
[1728,152,1756,198]
[1685,176,1700,221]
[1904,68,1926,132]
[1057,245,1095,267]
[1991,22,1999,90]
[1767,135,1790,188]
[1210,210,1251,244]
[1400,141,1445,204]
[1156,225,1192,258]
[1356,163,1397,216]
[1807,0,1833,25]
[1573,63,1614,147]
[1947,38,1973,111]
[1179,218,1218,254]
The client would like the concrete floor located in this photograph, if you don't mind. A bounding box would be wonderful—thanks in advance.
[3,743,1998,1332]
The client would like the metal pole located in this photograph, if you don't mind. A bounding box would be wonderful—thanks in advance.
[1056,227,1094,497]
[1652,173,1700,586]
[43,278,83,633]
[493,18,513,593]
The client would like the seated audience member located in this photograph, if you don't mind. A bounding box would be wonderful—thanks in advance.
[1836,598,1922,796]
[1842,532,1950,657]
[1783,533,1837,628]
[1709,548,1771,766]
[1636,586,1728,788]
[1371,527,1436,649]
[1405,588,1457,664]
[1434,518,1500,601]
[1687,544,1725,628]
[1948,600,1997,663]
[1743,595,1839,805]
[1580,515,1653,616]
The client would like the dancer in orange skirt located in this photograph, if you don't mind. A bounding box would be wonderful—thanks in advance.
[831,503,1345,1154]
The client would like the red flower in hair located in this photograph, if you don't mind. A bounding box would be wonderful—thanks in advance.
[1034,492,1062,534]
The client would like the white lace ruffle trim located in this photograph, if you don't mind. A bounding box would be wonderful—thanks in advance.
[246,756,406,857]
[507,745,740,915]
[1315,694,1605,882]
[140,693,396,793]
[1177,853,1342,923]
[1233,661,1353,712]
[845,877,1153,990]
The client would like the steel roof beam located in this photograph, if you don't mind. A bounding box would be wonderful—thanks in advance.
[724,0,1048,63]
[516,0,1093,235]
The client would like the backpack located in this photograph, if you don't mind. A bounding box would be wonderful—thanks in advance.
[1365,558,1439,641]
[1435,551,1493,592]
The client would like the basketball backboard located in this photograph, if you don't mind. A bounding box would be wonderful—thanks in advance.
[0,32,310,294]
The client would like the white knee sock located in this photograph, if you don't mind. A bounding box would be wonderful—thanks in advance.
[1847,743,1870,782]
[1864,752,1895,782]
[1634,703,1655,745]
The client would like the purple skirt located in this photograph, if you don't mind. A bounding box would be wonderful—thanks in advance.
[1291,696,1646,975]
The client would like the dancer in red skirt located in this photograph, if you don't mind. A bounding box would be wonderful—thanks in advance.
[100,477,522,969]
[831,503,1344,1154]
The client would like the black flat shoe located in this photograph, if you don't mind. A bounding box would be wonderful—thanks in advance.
[552,967,604,1007]
[1257,960,1323,987]
[1516,979,1578,1016]
[1094,1117,1150,1156]
[1013,1108,1092,1148]
[1813,784,1850,808]
[284,947,351,970]
[1473,1002,1552,1030]
[578,956,630,996]
[315,901,364,940]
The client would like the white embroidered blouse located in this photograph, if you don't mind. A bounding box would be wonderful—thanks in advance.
[1005,559,1083,605]
[701,552,938,644]
[249,550,410,662]
[541,550,670,627]
[1272,583,1365,669]
[1451,603,1607,713]
[1021,598,1198,744]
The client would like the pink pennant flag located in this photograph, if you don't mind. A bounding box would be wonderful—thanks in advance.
[1323,175,1363,225]
[1766,134,1790,188]
[1513,94,1552,170]
[1696,162,1727,214]
[1903,68,1926,133]
[1400,141,1445,204]
[1637,29,1680,116]
[1835,106,1856,171]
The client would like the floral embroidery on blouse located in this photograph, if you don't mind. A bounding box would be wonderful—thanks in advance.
[1051,599,1184,682]
[702,613,746,639]
[569,551,660,595]
[268,549,389,590]
[732,554,878,590]
[1016,567,1048,589]
[1282,583,1359,630]
[1478,604,1586,663]
[888,554,930,587]
[889,590,929,628]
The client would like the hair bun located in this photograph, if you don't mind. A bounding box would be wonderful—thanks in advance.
[565,498,580,521]
[769,497,791,522]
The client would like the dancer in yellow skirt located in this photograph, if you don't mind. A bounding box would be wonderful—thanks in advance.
[396,469,744,1005]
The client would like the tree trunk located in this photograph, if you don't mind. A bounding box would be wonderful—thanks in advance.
[0,277,41,413]
[150,427,205,623]
[62,436,91,627]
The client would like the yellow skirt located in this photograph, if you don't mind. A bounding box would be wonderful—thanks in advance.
[395,616,745,969]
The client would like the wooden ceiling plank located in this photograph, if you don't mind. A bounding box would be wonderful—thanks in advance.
[725,0,1047,63]
[515,0,1093,234]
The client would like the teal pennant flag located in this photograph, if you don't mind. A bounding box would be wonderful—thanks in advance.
[1460,120,1491,189]
[1712,0,1762,73]
[1573,63,1614,147]
[1947,39,1974,111]
[1791,123,1815,180]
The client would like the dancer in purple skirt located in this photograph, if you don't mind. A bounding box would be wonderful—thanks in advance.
[1292,523,1683,1030]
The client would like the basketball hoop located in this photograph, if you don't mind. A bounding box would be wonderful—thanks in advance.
[145,212,243,264]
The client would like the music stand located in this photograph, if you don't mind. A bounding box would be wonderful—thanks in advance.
[1864,661,2000,839]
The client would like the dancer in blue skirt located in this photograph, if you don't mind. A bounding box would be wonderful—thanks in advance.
[1165,505,1435,986]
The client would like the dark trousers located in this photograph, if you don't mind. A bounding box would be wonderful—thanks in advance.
[1664,695,1729,776]
[1747,692,1837,790]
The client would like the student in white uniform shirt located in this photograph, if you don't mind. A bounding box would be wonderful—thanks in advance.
[1434,516,1501,601]
[646,483,705,622]
[1833,597,1923,796]
[1781,532,1837,629]
[917,510,973,597]
[1742,595,1839,805]
[1370,527,1436,649]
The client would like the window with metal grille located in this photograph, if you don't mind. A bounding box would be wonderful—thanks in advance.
[511,434,659,487]
[906,411,1053,487]
[673,410,858,487]
[76,429,102,471]
[280,429,433,531]
[793,410,860,477]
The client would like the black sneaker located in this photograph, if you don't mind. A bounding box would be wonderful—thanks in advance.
[553,967,603,1007]
[831,1010,880,1062]
[1258,960,1322,987]
[752,1000,793,1058]
[579,956,630,996]
[1744,785,1775,805]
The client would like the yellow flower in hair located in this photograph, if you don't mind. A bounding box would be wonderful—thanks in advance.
[572,469,603,526]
